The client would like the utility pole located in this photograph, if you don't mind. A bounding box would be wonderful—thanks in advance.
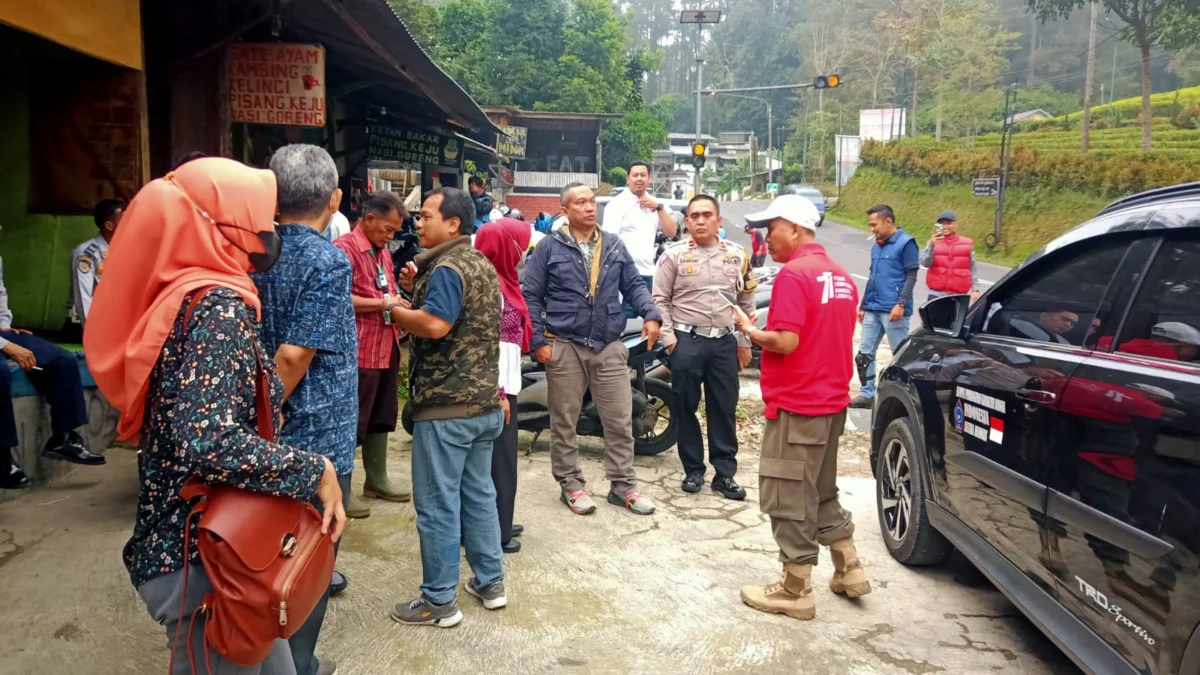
[801,94,811,183]
[681,9,722,195]
[1081,1,1098,153]
[991,85,1018,253]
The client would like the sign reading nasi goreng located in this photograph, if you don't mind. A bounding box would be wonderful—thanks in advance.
[229,43,326,127]
[368,126,462,167]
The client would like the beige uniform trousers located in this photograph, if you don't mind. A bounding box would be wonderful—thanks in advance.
[760,408,855,565]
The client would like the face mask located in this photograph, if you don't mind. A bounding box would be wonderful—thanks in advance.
[216,224,282,273]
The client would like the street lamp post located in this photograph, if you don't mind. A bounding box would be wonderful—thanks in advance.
[680,9,722,195]
[706,92,773,186]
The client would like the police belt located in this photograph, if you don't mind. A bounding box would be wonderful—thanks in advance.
[673,323,736,339]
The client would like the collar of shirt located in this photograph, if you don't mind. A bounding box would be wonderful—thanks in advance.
[877,228,906,246]
[348,225,379,255]
[789,242,829,261]
[277,222,322,240]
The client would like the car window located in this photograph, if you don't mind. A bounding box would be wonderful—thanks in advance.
[980,239,1131,347]
[1114,235,1200,364]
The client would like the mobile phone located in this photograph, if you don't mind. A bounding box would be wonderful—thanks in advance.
[934,223,944,235]
[717,290,739,309]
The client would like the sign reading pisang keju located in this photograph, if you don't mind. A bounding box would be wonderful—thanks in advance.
[229,43,326,127]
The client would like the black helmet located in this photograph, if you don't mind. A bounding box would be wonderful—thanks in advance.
[508,208,525,221]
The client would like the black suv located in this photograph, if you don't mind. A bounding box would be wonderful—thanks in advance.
[871,183,1200,675]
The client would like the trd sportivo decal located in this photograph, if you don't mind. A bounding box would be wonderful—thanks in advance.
[954,386,1005,445]
[1075,576,1156,648]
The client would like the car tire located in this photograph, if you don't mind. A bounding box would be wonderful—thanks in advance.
[875,417,952,566]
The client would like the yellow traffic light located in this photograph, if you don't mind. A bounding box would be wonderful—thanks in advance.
[814,74,841,89]
[692,142,707,157]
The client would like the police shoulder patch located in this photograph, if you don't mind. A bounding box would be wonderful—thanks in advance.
[77,255,93,274]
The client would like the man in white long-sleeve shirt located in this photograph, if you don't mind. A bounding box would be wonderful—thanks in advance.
[602,161,678,316]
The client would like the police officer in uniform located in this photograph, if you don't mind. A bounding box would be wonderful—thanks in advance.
[653,194,756,500]
[69,199,125,332]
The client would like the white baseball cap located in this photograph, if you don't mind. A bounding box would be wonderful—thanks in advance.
[1152,321,1200,346]
[744,195,821,230]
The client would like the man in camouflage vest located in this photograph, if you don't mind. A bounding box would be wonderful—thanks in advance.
[386,187,507,628]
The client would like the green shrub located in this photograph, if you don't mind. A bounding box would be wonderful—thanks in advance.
[860,139,1200,198]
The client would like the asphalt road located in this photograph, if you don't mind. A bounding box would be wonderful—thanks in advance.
[720,199,1013,301]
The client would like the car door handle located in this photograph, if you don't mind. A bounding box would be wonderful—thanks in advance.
[1016,388,1056,404]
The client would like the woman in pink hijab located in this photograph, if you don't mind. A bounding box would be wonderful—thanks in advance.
[474,218,532,553]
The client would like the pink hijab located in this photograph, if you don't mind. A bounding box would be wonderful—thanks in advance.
[474,218,532,351]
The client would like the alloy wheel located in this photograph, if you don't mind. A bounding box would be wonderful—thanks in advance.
[879,438,913,543]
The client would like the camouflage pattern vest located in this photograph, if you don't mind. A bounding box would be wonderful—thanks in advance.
[409,236,501,421]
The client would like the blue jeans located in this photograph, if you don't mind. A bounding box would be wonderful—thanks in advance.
[858,311,911,400]
[411,410,505,605]
[621,275,655,318]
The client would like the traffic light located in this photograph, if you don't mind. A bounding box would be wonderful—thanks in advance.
[813,74,841,89]
[692,141,707,168]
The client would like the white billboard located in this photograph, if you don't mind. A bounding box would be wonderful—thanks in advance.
[859,108,907,142]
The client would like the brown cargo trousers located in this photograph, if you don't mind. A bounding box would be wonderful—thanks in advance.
[546,340,638,495]
[760,408,855,565]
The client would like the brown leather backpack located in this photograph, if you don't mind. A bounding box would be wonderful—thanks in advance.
[174,287,336,669]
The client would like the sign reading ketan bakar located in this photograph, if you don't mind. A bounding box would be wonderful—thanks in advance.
[368,126,462,167]
[229,43,326,127]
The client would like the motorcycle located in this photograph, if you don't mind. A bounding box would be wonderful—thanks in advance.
[400,331,680,457]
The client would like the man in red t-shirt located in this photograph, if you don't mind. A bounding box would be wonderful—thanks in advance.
[732,195,869,621]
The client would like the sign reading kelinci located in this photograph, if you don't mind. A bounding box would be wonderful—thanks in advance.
[229,43,326,127]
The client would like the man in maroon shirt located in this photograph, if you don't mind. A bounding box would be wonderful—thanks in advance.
[334,191,412,516]
[732,195,872,621]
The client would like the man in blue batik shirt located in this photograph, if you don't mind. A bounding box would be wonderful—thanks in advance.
[252,144,357,675]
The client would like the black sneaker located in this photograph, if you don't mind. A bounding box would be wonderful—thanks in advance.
[849,396,873,410]
[464,577,508,610]
[712,476,747,501]
[681,473,704,494]
[2,462,29,490]
[389,595,463,627]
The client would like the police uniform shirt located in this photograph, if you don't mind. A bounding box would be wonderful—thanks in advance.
[70,234,108,325]
[652,238,758,348]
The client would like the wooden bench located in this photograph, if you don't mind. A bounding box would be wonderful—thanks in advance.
[2,346,120,499]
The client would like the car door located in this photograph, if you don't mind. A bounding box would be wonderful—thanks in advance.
[1045,232,1200,674]
[937,236,1136,595]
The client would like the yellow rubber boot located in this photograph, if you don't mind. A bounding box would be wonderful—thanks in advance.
[829,538,872,598]
[740,563,816,621]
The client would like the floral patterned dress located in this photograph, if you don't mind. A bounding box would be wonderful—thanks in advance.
[123,287,326,588]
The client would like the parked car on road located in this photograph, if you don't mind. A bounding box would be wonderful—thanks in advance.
[871,182,1200,675]
[784,185,826,226]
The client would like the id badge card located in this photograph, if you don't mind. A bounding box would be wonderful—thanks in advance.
[375,264,388,290]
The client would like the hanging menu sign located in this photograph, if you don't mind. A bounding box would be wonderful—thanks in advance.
[369,126,462,167]
[229,43,326,127]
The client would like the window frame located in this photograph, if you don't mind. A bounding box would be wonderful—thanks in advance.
[1106,231,1200,370]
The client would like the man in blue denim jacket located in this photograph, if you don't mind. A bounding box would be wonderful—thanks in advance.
[851,204,919,408]
[522,183,663,516]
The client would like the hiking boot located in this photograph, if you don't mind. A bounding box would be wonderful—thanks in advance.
[741,563,816,621]
[389,595,463,628]
[608,490,656,515]
[849,395,873,410]
[561,489,597,515]
[712,476,746,501]
[829,538,873,598]
[346,491,372,518]
[464,577,508,610]
[361,436,412,502]
[681,473,704,494]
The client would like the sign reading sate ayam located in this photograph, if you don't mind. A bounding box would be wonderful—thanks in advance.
[229,43,326,127]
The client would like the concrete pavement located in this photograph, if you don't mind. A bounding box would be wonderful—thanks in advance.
[0,399,1076,674]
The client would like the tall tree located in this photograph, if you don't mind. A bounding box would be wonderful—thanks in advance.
[1026,0,1200,150]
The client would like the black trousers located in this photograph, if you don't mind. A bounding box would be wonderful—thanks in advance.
[0,333,88,448]
[289,472,351,675]
[493,395,519,545]
[671,332,739,479]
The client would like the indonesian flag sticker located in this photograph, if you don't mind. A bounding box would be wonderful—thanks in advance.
[989,417,1005,445]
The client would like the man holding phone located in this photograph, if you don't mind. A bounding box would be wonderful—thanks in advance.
[653,195,756,500]
[921,211,980,304]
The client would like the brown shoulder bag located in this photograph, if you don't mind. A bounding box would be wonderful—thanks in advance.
[174,287,336,670]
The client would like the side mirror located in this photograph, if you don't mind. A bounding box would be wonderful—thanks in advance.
[920,294,970,339]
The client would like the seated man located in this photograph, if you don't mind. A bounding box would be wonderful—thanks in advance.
[0,255,102,490]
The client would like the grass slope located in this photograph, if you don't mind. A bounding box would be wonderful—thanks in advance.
[831,168,1110,266]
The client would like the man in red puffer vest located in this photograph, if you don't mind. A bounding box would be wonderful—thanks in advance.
[921,211,980,304]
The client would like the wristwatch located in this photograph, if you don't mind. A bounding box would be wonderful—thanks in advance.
[655,203,664,212]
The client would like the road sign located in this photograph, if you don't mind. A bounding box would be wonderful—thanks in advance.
[973,178,1000,197]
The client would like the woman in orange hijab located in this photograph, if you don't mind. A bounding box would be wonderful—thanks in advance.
[85,158,344,674]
